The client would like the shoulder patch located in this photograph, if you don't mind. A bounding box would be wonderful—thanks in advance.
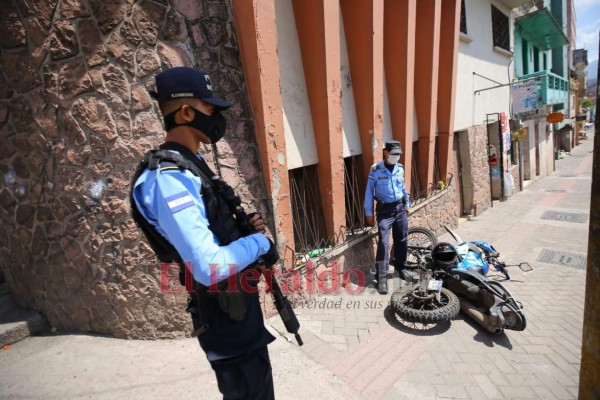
[165,191,194,213]
[371,164,378,172]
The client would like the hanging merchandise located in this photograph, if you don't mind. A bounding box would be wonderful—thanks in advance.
[489,144,498,166]
[491,166,501,181]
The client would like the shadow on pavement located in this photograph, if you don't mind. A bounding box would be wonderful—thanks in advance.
[383,305,452,336]
[460,315,514,350]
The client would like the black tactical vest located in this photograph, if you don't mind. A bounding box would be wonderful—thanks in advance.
[129,142,243,269]
[129,142,275,361]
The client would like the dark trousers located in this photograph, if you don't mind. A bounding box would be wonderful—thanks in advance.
[375,202,408,280]
[210,346,275,400]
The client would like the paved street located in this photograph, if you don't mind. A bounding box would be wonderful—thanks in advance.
[272,132,592,399]
[0,133,593,399]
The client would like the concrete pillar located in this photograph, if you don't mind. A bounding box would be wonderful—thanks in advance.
[232,0,295,259]
[291,0,345,239]
[436,0,461,182]
[340,0,385,190]
[414,0,441,191]
[384,0,416,192]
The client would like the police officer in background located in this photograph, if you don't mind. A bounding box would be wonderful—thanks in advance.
[364,140,410,295]
[131,67,278,399]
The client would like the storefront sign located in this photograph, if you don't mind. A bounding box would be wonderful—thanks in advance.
[512,79,542,114]
[515,107,547,121]
[546,112,564,123]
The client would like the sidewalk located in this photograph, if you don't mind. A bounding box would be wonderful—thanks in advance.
[272,133,592,399]
[0,135,592,399]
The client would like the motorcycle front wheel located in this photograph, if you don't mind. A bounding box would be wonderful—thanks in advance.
[391,287,460,324]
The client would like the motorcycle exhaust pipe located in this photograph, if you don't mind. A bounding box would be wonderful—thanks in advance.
[460,299,503,334]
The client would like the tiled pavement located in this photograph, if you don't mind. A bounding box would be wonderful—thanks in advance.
[0,137,591,399]
[269,135,592,399]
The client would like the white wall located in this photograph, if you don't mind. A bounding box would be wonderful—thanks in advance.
[522,119,555,180]
[276,0,318,170]
[454,0,515,131]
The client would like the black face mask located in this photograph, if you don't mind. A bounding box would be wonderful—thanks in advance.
[163,106,227,143]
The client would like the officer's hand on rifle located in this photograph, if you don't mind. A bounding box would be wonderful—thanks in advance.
[260,238,280,268]
[247,212,267,234]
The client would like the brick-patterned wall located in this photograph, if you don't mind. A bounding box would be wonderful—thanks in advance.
[0,0,267,338]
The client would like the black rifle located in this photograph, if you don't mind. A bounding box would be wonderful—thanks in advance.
[211,176,303,346]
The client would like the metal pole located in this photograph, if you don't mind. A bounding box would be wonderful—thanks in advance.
[498,115,505,200]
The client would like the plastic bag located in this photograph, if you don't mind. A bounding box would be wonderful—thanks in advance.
[503,172,515,197]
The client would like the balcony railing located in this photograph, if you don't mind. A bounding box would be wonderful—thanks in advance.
[520,71,569,106]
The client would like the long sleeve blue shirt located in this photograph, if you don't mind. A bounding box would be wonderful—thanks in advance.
[364,161,410,217]
[132,152,271,287]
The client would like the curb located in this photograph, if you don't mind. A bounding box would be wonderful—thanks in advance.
[0,294,49,347]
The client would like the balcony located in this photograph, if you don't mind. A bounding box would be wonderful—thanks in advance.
[520,71,569,106]
[502,0,536,9]
[515,8,568,51]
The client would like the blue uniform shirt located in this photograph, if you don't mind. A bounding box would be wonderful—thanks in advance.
[132,151,271,286]
[364,161,410,217]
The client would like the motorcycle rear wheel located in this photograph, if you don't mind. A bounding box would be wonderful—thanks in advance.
[391,287,460,324]
[398,227,438,268]
[407,227,438,248]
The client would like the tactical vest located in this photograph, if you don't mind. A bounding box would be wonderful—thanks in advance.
[129,142,248,324]
[130,143,242,266]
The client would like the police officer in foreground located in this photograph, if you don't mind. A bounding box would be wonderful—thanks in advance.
[364,140,410,295]
[130,67,278,399]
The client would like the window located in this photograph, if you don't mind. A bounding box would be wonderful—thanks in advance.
[343,155,364,234]
[460,0,467,34]
[491,5,510,51]
[410,142,422,200]
[521,38,529,75]
[288,165,328,253]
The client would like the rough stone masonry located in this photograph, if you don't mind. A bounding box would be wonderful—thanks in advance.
[0,0,269,339]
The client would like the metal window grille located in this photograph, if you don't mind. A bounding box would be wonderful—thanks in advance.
[288,165,328,253]
[491,5,510,51]
[343,155,364,234]
[410,141,423,200]
[410,139,451,206]
[460,0,467,34]
[433,138,441,186]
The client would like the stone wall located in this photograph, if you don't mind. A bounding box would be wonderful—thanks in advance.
[466,124,492,217]
[0,0,268,338]
[409,182,460,236]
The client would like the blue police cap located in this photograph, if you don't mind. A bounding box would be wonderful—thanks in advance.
[149,67,232,110]
[385,140,402,154]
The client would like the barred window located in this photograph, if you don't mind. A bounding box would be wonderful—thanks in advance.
[288,165,328,253]
[410,141,423,200]
[343,155,364,233]
[491,5,510,51]
[460,0,467,34]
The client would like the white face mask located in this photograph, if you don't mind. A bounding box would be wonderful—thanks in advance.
[387,154,400,164]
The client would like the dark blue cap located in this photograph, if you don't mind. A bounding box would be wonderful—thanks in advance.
[149,67,232,110]
[385,140,402,154]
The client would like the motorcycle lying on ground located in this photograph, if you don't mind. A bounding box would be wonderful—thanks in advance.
[391,226,532,333]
